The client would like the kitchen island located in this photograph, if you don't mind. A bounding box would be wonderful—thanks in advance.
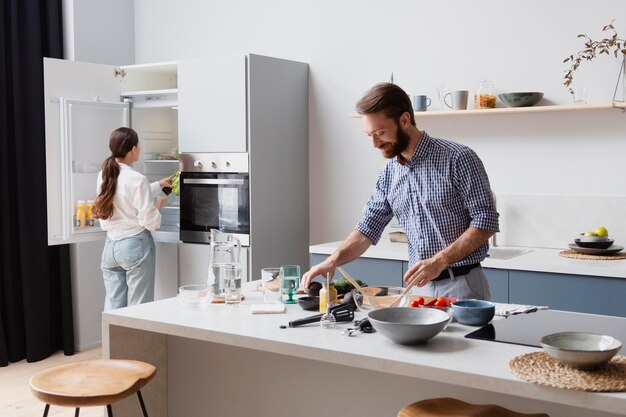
[102,286,625,417]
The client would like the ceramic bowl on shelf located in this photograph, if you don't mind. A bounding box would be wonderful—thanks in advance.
[451,299,495,326]
[541,332,622,370]
[368,307,450,345]
[574,238,614,249]
[498,92,544,107]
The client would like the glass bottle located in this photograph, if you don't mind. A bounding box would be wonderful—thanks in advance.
[86,200,95,227]
[75,200,86,228]
[474,79,497,109]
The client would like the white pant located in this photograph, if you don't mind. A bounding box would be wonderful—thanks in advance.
[419,266,491,300]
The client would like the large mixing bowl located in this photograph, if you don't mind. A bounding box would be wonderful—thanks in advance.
[353,286,409,312]
[368,307,450,345]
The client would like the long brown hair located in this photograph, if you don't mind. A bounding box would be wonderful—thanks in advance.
[356,82,416,127]
[92,127,139,220]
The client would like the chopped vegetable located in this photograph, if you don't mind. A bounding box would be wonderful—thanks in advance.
[171,171,180,196]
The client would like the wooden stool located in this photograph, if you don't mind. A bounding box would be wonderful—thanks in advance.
[398,397,549,417]
[30,359,156,417]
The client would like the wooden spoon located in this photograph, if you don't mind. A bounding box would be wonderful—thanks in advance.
[389,272,424,308]
[337,266,367,296]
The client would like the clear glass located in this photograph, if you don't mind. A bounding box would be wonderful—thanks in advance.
[474,79,497,109]
[279,265,300,304]
[223,263,243,305]
[261,267,281,304]
[178,284,211,309]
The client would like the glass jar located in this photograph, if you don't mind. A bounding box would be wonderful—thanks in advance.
[474,79,497,109]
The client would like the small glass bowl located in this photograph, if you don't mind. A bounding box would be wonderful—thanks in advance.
[178,284,211,308]
[353,286,410,312]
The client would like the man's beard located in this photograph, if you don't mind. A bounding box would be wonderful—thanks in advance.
[381,124,410,159]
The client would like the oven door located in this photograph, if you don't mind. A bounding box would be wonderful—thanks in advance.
[180,172,250,244]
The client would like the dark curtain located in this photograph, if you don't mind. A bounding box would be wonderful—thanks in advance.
[0,0,74,366]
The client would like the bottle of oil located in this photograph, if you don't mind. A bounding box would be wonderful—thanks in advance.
[75,200,86,228]
[318,281,338,313]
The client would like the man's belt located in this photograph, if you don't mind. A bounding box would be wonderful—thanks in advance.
[431,263,481,282]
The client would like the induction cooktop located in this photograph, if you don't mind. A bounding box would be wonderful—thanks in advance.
[465,310,626,353]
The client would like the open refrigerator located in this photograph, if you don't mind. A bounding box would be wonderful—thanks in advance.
[43,58,180,350]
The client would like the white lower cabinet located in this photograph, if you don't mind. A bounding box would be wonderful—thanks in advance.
[178,242,249,286]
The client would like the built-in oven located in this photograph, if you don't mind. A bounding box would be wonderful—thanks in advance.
[179,153,250,245]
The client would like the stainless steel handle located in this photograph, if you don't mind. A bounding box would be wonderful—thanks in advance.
[183,178,245,185]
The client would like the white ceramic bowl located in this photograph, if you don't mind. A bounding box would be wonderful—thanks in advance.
[178,284,211,308]
[353,286,410,312]
[368,307,450,345]
[541,332,622,370]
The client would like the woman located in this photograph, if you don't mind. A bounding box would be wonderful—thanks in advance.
[92,127,172,310]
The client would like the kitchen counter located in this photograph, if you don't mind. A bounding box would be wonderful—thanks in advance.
[102,284,626,417]
[310,240,626,279]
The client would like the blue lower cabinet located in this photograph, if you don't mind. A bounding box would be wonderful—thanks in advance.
[310,254,403,287]
[484,268,509,303]
[509,270,626,318]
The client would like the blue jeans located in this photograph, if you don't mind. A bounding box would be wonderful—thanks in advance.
[101,229,156,310]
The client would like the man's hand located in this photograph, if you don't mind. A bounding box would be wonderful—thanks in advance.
[403,257,448,287]
[301,261,336,290]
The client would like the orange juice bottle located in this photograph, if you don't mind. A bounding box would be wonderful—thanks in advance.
[318,282,337,313]
[86,200,95,226]
[75,200,86,228]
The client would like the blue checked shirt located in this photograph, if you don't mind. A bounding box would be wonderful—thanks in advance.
[355,132,499,268]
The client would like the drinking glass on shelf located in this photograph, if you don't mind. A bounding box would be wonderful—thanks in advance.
[280,265,300,304]
[437,83,449,110]
[573,86,587,104]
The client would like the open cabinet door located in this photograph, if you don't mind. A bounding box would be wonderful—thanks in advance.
[44,58,129,245]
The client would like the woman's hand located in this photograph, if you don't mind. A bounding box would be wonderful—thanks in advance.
[159,173,174,188]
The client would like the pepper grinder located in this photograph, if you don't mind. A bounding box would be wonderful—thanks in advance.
[320,272,337,329]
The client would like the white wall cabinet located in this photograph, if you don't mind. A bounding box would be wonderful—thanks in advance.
[178,55,247,152]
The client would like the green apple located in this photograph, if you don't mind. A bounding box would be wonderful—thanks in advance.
[595,226,608,237]
[583,231,598,236]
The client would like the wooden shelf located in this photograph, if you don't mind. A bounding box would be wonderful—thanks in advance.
[349,102,626,118]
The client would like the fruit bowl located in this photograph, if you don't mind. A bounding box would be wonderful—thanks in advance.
[498,92,543,107]
[541,332,622,370]
[353,286,410,312]
[578,234,610,243]
[574,238,614,249]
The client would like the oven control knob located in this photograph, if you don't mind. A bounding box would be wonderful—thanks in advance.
[211,161,217,168]
[225,161,231,167]
[193,160,203,168]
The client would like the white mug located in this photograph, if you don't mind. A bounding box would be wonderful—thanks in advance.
[444,90,469,110]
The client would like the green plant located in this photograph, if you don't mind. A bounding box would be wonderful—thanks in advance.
[563,20,626,95]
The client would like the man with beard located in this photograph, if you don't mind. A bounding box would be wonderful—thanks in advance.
[302,83,499,300]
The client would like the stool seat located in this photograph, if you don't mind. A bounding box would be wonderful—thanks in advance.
[30,359,156,408]
[398,398,549,417]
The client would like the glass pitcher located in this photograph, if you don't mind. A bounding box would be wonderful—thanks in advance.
[208,229,241,299]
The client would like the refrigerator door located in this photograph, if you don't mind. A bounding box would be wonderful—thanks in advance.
[44,57,129,245]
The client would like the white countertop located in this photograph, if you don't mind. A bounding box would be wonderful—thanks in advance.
[310,240,626,279]
[102,285,626,416]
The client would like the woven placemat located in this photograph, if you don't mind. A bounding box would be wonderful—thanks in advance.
[559,250,626,260]
[509,352,626,391]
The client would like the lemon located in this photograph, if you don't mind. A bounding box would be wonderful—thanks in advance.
[583,231,597,236]
[595,226,608,237]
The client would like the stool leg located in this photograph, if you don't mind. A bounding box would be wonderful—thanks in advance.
[42,404,50,417]
[74,408,80,417]
[137,390,149,417]
[107,404,113,417]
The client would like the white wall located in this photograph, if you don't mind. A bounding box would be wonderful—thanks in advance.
[132,0,626,248]
[63,0,135,65]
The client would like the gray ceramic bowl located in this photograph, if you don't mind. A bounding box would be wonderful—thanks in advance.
[578,234,610,243]
[498,92,544,107]
[368,307,450,345]
[541,332,622,370]
[451,300,495,326]
[575,238,613,249]
[297,296,320,311]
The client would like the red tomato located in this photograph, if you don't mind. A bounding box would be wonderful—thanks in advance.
[434,299,448,308]
[410,300,420,308]
[414,296,425,306]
